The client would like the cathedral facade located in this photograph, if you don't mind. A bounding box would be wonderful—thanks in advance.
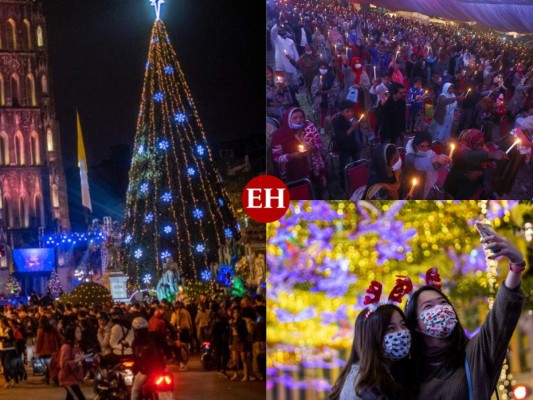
[0,0,69,247]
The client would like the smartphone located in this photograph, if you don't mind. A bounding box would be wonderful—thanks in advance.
[474,222,500,253]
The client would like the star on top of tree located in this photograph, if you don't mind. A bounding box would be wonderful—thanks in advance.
[150,0,165,20]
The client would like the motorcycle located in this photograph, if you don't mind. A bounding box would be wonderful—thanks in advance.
[200,341,215,371]
[93,355,136,400]
[141,369,175,400]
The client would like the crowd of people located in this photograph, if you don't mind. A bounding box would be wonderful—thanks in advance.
[328,229,525,399]
[0,292,266,399]
[266,0,533,200]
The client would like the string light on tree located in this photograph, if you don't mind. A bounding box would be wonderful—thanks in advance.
[120,2,239,289]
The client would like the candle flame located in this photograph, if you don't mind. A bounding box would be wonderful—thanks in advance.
[412,178,417,186]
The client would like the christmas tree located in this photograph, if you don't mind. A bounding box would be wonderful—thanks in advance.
[47,269,63,298]
[6,273,22,297]
[121,2,240,290]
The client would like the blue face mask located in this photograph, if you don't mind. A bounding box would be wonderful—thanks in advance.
[290,122,304,129]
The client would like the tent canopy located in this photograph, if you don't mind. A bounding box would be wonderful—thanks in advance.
[358,0,533,34]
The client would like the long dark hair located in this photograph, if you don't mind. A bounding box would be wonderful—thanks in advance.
[355,304,408,399]
[328,312,363,400]
[404,286,468,385]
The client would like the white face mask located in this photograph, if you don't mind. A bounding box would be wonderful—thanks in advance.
[305,51,312,55]
[390,158,402,171]
[355,63,362,69]
[319,68,328,75]
[383,329,411,360]
[417,149,431,156]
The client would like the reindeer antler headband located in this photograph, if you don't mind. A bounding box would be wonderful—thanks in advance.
[425,267,441,290]
[363,275,413,319]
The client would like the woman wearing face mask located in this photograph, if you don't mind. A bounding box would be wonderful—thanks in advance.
[430,83,465,142]
[404,131,450,199]
[363,143,402,200]
[58,324,86,400]
[349,38,370,66]
[340,56,371,116]
[271,107,328,197]
[311,63,340,133]
[297,44,321,101]
[329,278,413,400]
[405,232,525,400]
[443,128,508,199]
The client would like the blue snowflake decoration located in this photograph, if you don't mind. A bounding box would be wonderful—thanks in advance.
[163,225,173,234]
[218,198,224,206]
[137,144,144,155]
[196,144,205,156]
[224,228,233,238]
[140,183,149,194]
[161,192,172,202]
[164,65,174,75]
[125,234,133,244]
[174,112,186,124]
[217,265,234,286]
[158,140,170,151]
[143,274,152,285]
[187,167,196,176]
[200,269,212,281]
[153,92,164,102]
[193,208,204,219]
[144,213,154,223]
[134,248,143,259]
[145,61,150,70]
[160,250,171,259]
[152,37,159,44]
[195,243,205,253]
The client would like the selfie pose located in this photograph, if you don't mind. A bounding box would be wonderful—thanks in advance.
[405,228,525,399]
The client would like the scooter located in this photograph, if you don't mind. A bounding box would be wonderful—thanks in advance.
[93,356,136,400]
[141,369,175,400]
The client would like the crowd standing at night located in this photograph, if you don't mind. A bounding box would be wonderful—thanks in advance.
[266,0,533,200]
[0,293,266,397]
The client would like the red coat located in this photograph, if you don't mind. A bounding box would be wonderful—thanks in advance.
[148,316,168,338]
[35,327,60,356]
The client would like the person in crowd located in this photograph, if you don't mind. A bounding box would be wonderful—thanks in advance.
[266,67,293,119]
[105,308,133,367]
[406,78,425,133]
[405,232,525,399]
[96,312,112,357]
[341,56,371,115]
[443,128,508,199]
[229,307,251,382]
[390,63,404,85]
[195,305,211,346]
[170,302,192,371]
[297,44,321,100]
[509,116,533,164]
[35,316,61,385]
[508,75,532,117]
[0,317,19,388]
[311,63,340,132]
[349,38,370,66]
[270,24,299,89]
[211,305,230,376]
[58,324,86,400]
[430,83,464,141]
[404,131,450,199]
[252,305,266,381]
[271,107,328,198]
[376,83,406,145]
[369,75,391,108]
[334,100,363,190]
[363,143,402,200]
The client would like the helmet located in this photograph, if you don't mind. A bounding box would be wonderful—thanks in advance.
[132,317,148,330]
[154,309,165,318]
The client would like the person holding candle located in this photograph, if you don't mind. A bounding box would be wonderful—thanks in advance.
[341,56,371,116]
[443,128,508,199]
[349,38,370,67]
[266,68,293,119]
[271,107,328,198]
[404,131,451,199]
[270,24,299,90]
[311,63,340,134]
[362,143,403,200]
[406,78,425,133]
[430,83,464,142]
[376,83,407,145]
[296,44,321,101]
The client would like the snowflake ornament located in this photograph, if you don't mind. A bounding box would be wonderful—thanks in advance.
[140,183,149,194]
[164,65,174,75]
[125,234,133,244]
[224,228,233,238]
[144,213,154,223]
[196,145,205,156]
[187,167,196,176]
[134,249,143,259]
[163,225,173,234]
[161,192,172,202]
[158,140,170,151]
[174,112,186,124]
[143,274,152,285]
[153,92,164,102]
[195,243,205,253]
[161,250,171,259]
[193,208,203,219]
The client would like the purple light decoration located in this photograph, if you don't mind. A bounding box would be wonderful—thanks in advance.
[274,306,317,323]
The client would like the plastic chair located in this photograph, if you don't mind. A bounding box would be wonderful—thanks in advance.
[287,179,315,200]
[344,159,369,195]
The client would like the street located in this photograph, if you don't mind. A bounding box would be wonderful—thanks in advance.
[0,355,265,400]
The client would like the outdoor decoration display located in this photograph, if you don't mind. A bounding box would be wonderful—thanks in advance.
[60,282,113,306]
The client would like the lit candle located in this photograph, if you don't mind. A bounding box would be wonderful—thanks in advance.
[358,114,365,122]
[320,53,323,60]
[284,49,287,55]
[408,178,418,197]
[373,65,377,80]
[466,88,471,96]
[396,50,400,58]
[320,74,323,84]
[505,139,521,154]
[298,144,306,152]
[449,144,455,159]
[346,47,349,57]
[334,44,337,52]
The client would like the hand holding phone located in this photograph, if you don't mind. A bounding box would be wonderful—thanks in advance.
[475,222,500,254]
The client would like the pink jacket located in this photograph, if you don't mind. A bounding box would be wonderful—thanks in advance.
[58,343,84,386]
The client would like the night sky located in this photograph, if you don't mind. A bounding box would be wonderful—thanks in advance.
[39,0,264,228]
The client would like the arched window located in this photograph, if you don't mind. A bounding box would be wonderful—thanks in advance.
[46,128,53,152]
[41,75,48,95]
[51,184,59,208]
[0,74,4,106]
[23,19,31,50]
[34,194,43,227]
[30,131,39,165]
[3,196,12,227]
[15,131,24,165]
[11,73,19,106]
[7,19,16,50]
[36,26,43,47]
[26,74,36,106]
[0,132,9,165]
[19,196,28,228]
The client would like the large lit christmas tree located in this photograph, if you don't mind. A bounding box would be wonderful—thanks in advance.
[121,1,240,289]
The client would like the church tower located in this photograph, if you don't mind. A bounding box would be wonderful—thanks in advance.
[0,0,69,246]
